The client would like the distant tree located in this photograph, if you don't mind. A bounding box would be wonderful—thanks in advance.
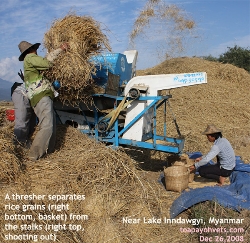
[218,45,250,72]
[202,55,218,62]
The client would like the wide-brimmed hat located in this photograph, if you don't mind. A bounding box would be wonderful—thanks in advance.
[202,124,222,135]
[18,41,40,61]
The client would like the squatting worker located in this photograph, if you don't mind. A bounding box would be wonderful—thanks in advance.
[18,41,69,161]
[189,124,235,186]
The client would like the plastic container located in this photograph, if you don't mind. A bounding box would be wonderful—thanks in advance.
[6,109,15,122]
[52,80,61,90]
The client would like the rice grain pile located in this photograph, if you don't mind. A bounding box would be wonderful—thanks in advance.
[137,57,250,163]
[43,14,111,105]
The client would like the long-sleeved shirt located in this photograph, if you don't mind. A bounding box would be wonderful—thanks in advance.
[194,137,235,170]
[15,83,27,96]
[23,48,62,107]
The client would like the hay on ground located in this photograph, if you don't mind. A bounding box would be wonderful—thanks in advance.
[0,126,189,242]
[0,116,22,184]
[1,56,250,242]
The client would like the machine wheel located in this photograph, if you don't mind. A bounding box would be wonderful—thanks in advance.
[97,121,108,133]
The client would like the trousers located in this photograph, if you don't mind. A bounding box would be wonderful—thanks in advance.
[199,164,234,182]
[29,96,56,160]
[12,88,36,144]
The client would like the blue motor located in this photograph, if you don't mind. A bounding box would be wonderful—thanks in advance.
[90,52,136,95]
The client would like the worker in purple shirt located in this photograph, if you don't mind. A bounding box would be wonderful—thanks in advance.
[18,41,69,161]
[189,124,235,186]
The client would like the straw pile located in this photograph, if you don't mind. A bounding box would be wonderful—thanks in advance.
[137,57,250,163]
[43,13,111,105]
[0,111,22,184]
[1,57,250,242]
[0,107,6,126]
[0,125,190,243]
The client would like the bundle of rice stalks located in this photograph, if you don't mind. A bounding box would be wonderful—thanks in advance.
[43,13,111,105]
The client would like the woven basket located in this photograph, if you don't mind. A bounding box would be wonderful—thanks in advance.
[172,161,195,183]
[187,158,195,182]
[179,154,196,183]
[164,165,189,192]
[171,161,184,166]
[188,171,195,183]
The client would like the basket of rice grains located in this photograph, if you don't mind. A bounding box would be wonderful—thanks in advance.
[171,154,195,182]
[180,153,195,183]
[164,153,195,192]
[164,165,190,192]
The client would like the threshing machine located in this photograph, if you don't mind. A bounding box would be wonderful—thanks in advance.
[54,51,207,155]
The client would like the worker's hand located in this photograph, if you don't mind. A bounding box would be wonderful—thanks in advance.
[195,157,202,162]
[60,42,69,51]
[18,69,24,81]
[189,165,196,173]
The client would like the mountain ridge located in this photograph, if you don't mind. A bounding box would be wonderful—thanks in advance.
[0,78,14,101]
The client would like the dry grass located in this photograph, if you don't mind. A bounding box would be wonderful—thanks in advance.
[0,114,24,184]
[43,13,111,106]
[0,124,190,242]
[137,57,250,163]
[1,56,250,242]
[189,201,250,240]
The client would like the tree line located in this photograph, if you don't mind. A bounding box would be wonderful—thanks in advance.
[202,45,250,72]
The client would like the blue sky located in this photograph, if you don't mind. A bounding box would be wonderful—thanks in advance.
[0,0,249,83]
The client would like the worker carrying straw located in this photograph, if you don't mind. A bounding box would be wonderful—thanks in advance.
[18,40,69,161]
